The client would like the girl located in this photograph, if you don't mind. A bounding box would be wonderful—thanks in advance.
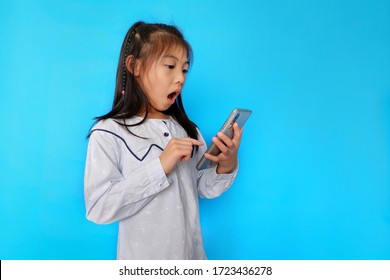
[84,21,243,260]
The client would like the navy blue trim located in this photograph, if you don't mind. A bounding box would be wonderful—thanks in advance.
[90,129,164,162]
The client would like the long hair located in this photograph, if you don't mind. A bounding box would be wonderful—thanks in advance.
[91,21,198,141]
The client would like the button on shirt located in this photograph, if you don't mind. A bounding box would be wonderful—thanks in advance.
[84,116,238,260]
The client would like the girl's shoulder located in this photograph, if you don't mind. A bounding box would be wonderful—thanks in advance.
[91,117,140,131]
[91,118,121,134]
[90,117,149,141]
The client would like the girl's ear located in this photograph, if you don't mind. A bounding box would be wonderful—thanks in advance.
[125,55,141,76]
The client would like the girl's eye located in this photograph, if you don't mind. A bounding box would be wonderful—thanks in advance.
[166,65,175,69]
[183,69,188,74]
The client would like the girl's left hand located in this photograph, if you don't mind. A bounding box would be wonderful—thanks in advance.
[204,123,243,174]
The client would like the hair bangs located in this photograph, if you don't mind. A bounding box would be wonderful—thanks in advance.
[141,31,193,68]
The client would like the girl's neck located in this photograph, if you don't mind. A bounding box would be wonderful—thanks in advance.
[138,109,170,119]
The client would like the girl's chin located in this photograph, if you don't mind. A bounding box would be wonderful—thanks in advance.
[148,106,171,119]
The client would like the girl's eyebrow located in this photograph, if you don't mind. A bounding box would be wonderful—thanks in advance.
[163,55,189,65]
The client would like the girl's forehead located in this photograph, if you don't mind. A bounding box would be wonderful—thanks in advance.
[161,46,187,60]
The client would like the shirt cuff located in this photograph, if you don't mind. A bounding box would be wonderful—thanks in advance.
[148,157,171,189]
[213,161,239,181]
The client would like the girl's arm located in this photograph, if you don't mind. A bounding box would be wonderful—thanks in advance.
[84,130,170,224]
[196,164,238,199]
[195,128,240,198]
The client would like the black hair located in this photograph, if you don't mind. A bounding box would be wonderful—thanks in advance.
[90,21,198,142]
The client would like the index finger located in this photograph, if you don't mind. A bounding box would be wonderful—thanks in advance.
[182,138,204,146]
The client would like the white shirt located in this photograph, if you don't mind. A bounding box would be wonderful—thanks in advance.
[84,116,238,259]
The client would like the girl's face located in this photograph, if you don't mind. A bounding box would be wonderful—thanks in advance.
[137,46,189,119]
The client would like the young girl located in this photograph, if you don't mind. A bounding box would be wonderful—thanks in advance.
[84,21,243,260]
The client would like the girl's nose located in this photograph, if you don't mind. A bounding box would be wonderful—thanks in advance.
[176,71,186,85]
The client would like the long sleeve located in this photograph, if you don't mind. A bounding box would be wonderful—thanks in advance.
[195,131,238,198]
[84,129,170,224]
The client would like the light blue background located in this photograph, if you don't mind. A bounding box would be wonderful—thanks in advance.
[1,0,389,259]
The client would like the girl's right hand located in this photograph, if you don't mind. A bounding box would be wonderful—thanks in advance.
[160,138,204,174]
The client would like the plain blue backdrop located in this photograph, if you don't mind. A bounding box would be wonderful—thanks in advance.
[1,0,389,259]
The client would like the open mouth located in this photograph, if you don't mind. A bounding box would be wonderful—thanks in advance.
[167,90,180,104]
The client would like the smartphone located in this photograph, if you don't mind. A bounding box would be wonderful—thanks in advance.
[196,108,252,170]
